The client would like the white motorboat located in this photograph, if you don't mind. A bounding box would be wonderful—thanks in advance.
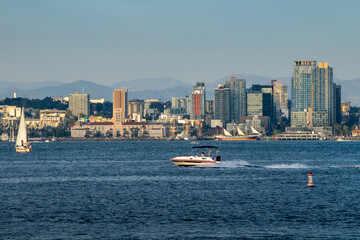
[171,146,221,167]
[15,107,32,153]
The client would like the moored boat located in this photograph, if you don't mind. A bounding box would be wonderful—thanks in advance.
[171,145,221,167]
[215,127,260,141]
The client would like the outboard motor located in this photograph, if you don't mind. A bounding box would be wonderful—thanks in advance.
[216,156,221,162]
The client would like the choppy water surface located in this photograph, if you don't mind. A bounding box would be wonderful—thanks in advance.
[1,141,360,239]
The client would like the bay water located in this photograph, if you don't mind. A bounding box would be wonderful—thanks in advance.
[1,141,360,239]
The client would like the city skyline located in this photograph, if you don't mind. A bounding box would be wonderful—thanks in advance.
[1,0,360,85]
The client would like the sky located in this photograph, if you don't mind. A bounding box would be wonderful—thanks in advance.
[1,0,360,85]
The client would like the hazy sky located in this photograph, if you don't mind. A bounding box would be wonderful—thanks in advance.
[1,0,360,85]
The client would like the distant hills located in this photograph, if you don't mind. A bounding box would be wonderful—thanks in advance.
[1,75,360,105]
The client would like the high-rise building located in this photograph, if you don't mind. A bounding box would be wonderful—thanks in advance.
[291,61,317,113]
[189,82,206,120]
[68,92,90,117]
[271,80,288,122]
[171,97,189,115]
[317,62,334,125]
[206,100,214,116]
[249,84,275,124]
[247,92,272,117]
[335,85,341,124]
[214,84,231,125]
[128,99,144,118]
[290,61,338,128]
[225,77,246,122]
[113,89,128,124]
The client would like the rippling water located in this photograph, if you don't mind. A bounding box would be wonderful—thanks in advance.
[1,141,360,239]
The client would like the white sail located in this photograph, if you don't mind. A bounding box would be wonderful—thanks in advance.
[236,127,245,136]
[250,126,261,135]
[223,129,233,136]
[15,107,28,147]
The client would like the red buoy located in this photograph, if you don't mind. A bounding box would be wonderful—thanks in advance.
[307,172,315,187]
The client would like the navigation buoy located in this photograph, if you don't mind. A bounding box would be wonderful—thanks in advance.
[307,172,315,187]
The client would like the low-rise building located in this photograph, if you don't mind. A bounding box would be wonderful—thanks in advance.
[71,126,88,138]
[122,122,166,138]
[87,122,114,136]
[39,109,66,128]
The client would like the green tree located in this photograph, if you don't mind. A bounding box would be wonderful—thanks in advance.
[106,130,113,138]
[130,127,140,138]
[94,131,102,138]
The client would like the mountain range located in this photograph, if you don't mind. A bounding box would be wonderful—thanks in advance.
[0,74,359,105]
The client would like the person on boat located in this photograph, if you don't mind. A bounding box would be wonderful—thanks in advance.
[188,153,191,156]
[201,152,206,157]
[21,140,23,146]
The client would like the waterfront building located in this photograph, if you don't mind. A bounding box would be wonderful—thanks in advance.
[70,126,87,138]
[87,122,114,136]
[189,82,206,120]
[225,77,247,122]
[122,122,166,138]
[214,84,231,125]
[69,92,90,117]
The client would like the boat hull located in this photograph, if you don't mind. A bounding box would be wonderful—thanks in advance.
[216,135,259,141]
[15,146,32,153]
[171,156,217,167]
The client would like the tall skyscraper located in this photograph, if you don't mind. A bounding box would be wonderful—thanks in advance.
[291,60,317,113]
[189,82,206,120]
[271,80,288,123]
[113,89,128,124]
[291,61,338,127]
[171,97,190,115]
[335,85,341,124]
[225,77,246,122]
[317,62,334,125]
[249,84,275,124]
[247,92,272,117]
[68,92,90,117]
[128,99,144,118]
[214,84,231,125]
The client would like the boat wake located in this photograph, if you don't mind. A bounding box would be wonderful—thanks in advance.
[196,160,260,168]
[219,160,253,168]
[344,165,360,168]
[265,163,310,169]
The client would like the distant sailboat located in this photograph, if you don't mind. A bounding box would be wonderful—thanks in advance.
[15,107,32,153]
[215,126,259,141]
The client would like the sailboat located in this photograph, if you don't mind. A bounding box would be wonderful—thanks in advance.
[15,107,32,153]
[215,126,260,141]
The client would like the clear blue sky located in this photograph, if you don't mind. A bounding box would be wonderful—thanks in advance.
[1,0,359,84]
